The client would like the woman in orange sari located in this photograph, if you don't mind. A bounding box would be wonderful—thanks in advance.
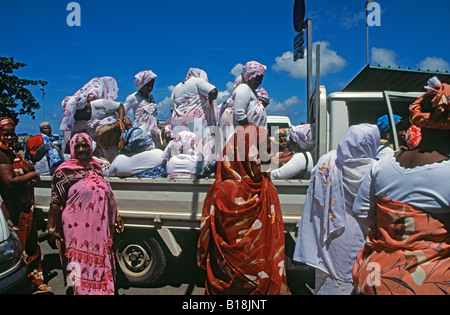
[198,125,290,295]
[352,78,450,295]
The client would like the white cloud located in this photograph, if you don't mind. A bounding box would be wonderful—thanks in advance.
[230,64,243,77]
[417,57,450,72]
[266,96,307,124]
[272,41,347,79]
[157,96,172,120]
[216,90,230,105]
[371,47,398,67]
[340,11,366,30]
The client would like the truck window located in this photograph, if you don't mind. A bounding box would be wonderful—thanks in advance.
[347,95,419,151]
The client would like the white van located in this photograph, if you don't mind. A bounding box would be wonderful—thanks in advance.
[0,202,27,294]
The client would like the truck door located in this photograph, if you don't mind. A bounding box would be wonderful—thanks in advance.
[381,91,423,151]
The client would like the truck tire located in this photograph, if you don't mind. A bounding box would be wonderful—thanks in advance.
[115,237,166,286]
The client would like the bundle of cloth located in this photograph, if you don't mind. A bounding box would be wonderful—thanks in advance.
[107,126,165,178]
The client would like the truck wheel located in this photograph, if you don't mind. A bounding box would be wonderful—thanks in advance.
[115,237,166,286]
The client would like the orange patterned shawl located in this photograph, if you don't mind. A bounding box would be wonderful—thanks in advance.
[353,197,450,295]
[197,125,287,295]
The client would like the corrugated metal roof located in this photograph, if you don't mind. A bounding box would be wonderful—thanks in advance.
[342,65,450,93]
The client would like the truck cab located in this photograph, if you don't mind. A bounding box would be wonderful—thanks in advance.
[313,87,423,161]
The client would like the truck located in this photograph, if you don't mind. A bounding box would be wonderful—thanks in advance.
[33,65,450,293]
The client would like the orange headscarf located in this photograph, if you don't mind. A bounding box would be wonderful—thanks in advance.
[26,135,44,157]
[410,83,450,130]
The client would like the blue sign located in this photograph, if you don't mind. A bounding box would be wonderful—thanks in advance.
[294,30,305,50]
[293,0,306,32]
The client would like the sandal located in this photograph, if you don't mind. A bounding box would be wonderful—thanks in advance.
[32,284,53,295]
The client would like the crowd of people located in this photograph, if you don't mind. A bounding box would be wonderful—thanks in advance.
[0,67,449,295]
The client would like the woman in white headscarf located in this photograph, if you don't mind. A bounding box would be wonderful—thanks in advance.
[293,124,380,295]
[218,62,268,153]
[123,70,160,145]
[170,68,218,138]
[231,61,267,127]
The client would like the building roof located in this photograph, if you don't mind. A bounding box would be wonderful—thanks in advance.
[342,64,450,93]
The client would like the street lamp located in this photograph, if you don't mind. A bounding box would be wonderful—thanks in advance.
[365,1,373,65]
[40,87,46,122]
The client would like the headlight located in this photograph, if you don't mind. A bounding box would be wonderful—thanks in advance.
[0,232,23,280]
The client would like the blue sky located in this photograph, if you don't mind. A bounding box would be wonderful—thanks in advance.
[1,0,449,135]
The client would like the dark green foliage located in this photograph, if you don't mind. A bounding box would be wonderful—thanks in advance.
[0,56,47,124]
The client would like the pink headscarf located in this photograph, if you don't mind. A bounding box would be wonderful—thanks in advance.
[241,61,266,82]
[256,87,270,105]
[232,75,243,90]
[184,68,209,82]
[134,70,157,90]
[69,132,94,159]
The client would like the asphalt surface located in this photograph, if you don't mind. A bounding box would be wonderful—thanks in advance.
[39,234,205,296]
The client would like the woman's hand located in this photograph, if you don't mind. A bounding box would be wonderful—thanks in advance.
[115,212,125,233]
[45,227,63,249]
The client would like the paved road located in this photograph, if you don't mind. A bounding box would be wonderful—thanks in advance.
[39,234,204,295]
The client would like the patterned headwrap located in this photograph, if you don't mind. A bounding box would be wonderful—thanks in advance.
[0,117,15,128]
[273,128,289,144]
[184,68,208,82]
[256,87,270,105]
[410,77,450,130]
[0,117,16,151]
[134,70,157,90]
[120,127,155,156]
[287,124,315,151]
[405,125,422,150]
[241,61,266,82]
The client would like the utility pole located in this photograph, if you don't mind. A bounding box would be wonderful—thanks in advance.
[365,1,373,64]
[40,87,46,122]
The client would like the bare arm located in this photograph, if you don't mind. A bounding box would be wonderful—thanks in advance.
[46,203,63,245]
[117,103,126,122]
[208,88,218,102]
[0,163,40,188]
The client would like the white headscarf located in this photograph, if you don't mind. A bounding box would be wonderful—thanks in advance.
[288,124,316,150]
[184,68,208,82]
[309,123,380,244]
[134,70,157,90]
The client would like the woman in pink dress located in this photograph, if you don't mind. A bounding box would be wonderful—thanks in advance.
[46,133,124,295]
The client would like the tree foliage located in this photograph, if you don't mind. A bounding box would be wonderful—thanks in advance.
[0,56,47,124]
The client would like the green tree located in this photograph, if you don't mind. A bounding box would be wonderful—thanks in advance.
[0,56,47,124]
